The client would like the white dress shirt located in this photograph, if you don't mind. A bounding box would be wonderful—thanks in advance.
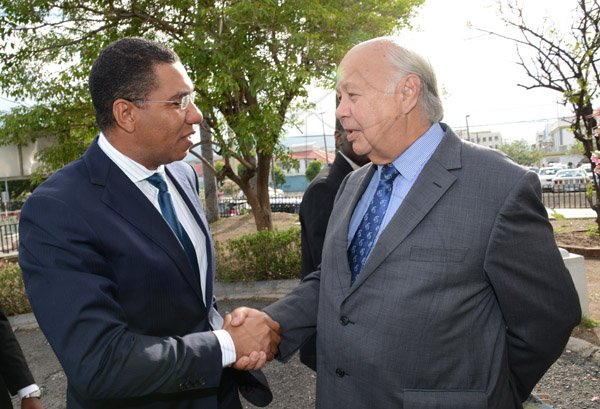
[98,134,235,367]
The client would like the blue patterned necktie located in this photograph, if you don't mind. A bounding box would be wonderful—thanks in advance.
[348,164,400,284]
[147,173,200,281]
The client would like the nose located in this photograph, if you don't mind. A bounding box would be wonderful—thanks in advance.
[335,96,348,120]
[187,101,204,124]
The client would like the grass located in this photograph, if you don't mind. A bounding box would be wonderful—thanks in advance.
[586,224,600,237]
[580,315,599,329]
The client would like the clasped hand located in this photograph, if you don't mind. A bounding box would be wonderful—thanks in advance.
[223,307,280,371]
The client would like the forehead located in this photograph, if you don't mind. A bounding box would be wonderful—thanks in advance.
[336,46,390,93]
[152,62,194,94]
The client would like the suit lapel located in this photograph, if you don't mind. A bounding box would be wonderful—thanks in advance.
[84,140,205,303]
[331,164,376,294]
[347,127,462,292]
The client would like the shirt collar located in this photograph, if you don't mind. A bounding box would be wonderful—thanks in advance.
[383,122,444,181]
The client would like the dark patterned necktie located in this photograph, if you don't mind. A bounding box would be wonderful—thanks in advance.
[348,164,400,284]
[147,173,200,280]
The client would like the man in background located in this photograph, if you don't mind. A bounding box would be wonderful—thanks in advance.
[0,305,43,409]
[298,120,369,370]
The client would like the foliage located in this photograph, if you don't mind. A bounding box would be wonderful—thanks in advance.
[498,139,542,165]
[579,315,599,329]
[480,0,600,231]
[305,160,323,182]
[272,164,286,189]
[570,140,586,156]
[215,227,301,282]
[0,260,31,316]
[0,0,424,231]
[586,223,600,237]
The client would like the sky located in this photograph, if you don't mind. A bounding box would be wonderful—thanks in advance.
[290,0,584,149]
[0,0,586,149]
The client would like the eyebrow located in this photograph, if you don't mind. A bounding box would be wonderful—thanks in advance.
[336,81,351,92]
[168,90,193,100]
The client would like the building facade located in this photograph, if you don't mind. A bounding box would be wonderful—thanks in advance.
[455,129,503,149]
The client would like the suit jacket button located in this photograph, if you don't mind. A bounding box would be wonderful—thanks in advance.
[340,316,350,326]
[335,368,346,377]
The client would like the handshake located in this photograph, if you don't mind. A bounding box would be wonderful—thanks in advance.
[223,307,281,371]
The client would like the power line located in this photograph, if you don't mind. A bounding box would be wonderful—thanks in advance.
[451,116,573,131]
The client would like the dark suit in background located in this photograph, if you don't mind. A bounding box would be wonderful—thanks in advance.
[0,306,36,408]
[300,154,353,278]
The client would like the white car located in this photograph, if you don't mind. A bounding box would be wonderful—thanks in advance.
[538,167,560,192]
[577,164,595,180]
[551,169,589,192]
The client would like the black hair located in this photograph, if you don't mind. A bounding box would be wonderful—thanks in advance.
[88,37,180,131]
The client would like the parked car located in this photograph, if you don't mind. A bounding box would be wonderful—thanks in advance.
[538,167,560,192]
[577,164,594,180]
[552,169,589,192]
[525,166,540,174]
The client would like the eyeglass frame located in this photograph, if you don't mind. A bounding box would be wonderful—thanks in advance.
[128,91,196,111]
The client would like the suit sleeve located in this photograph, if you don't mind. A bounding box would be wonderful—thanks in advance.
[0,306,35,395]
[483,172,581,400]
[263,271,321,361]
[18,194,224,401]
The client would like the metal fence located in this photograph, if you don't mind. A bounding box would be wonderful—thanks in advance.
[217,194,303,218]
[541,191,597,209]
[0,222,19,254]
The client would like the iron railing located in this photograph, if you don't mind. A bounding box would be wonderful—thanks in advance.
[0,222,19,254]
[217,195,303,218]
[541,191,597,209]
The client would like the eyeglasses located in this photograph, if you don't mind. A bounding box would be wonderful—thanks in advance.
[132,92,196,111]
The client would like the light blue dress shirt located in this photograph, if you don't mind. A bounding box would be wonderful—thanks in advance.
[347,122,445,247]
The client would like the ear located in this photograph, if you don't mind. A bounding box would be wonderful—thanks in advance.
[113,99,137,133]
[397,74,421,114]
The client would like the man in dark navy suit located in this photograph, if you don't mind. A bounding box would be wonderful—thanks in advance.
[19,38,279,409]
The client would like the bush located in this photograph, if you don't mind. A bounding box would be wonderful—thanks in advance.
[0,260,31,316]
[216,227,301,282]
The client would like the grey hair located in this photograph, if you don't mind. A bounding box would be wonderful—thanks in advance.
[373,37,444,123]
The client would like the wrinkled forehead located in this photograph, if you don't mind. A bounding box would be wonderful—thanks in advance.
[336,47,392,94]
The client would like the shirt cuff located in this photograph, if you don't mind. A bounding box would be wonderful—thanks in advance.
[17,384,40,399]
[213,329,236,367]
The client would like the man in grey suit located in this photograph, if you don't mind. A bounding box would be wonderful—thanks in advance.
[229,37,581,408]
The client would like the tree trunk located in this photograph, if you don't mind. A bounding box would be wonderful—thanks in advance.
[237,150,273,231]
[200,124,219,223]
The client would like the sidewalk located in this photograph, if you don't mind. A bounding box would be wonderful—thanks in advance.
[546,208,597,219]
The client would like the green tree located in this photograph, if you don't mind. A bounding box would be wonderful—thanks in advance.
[0,0,423,230]
[477,0,600,230]
[305,160,323,182]
[272,164,286,190]
[498,140,542,166]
